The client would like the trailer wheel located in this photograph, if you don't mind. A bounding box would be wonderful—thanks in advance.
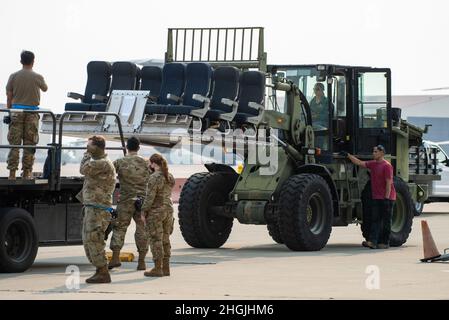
[361,177,414,247]
[267,222,284,244]
[179,172,237,248]
[0,208,38,273]
[278,174,333,251]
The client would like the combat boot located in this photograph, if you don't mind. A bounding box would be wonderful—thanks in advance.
[162,257,170,276]
[86,266,111,284]
[23,169,33,180]
[137,252,146,271]
[144,259,163,277]
[8,170,16,180]
[108,250,122,269]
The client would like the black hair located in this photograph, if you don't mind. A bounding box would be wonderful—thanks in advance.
[20,50,35,66]
[375,145,386,153]
[314,82,325,91]
[126,136,140,152]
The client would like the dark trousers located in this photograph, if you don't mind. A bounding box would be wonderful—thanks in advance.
[369,199,394,245]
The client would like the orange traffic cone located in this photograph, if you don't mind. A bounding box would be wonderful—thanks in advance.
[420,220,441,262]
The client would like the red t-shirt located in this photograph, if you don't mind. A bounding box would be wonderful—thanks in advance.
[365,160,397,200]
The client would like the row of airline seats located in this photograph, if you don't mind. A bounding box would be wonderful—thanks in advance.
[144,62,266,126]
[65,61,162,112]
[64,61,266,128]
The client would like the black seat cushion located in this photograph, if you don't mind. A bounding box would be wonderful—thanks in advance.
[233,113,251,124]
[90,104,107,112]
[64,103,92,112]
[145,104,196,116]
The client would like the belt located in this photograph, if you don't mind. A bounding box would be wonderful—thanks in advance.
[12,104,39,110]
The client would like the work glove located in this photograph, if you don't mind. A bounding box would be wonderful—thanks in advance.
[3,116,11,124]
[338,151,349,158]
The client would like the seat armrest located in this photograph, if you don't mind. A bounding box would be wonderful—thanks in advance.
[192,94,210,104]
[67,92,85,100]
[92,94,108,102]
[167,93,182,103]
[190,97,211,118]
[246,101,265,125]
[248,101,264,112]
[218,98,239,121]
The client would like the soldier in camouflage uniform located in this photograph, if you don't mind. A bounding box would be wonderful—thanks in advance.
[109,137,151,271]
[5,51,48,180]
[77,136,116,284]
[142,154,175,277]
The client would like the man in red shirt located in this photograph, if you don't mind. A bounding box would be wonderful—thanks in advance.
[346,145,396,249]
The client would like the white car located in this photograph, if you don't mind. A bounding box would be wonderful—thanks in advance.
[415,140,449,214]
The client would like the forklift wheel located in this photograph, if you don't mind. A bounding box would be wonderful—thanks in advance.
[278,174,333,251]
[178,172,237,248]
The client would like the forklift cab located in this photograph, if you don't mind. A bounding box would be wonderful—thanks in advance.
[273,64,392,161]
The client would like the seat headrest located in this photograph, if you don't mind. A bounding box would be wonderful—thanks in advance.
[141,66,162,80]
[241,70,265,86]
[87,61,112,77]
[213,66,240,82]
[112,62,138,78]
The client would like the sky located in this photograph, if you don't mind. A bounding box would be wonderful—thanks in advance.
[1,0,449,112]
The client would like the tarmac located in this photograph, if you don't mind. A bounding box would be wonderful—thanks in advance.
[0,203,448,300]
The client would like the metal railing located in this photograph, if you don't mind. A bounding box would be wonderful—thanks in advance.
[166,27,267,71]
[0,109,127,191]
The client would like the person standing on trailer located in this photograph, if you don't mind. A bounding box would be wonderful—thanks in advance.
[5,50,48,180]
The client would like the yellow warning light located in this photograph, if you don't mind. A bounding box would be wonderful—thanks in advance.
[237,163,244,174]
[277,118,284,124]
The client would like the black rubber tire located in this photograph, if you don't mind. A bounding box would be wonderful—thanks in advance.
[278,174,333,251]
[361,177,414,247]
[360,182,372,240]
[267,223,284,244]
[390,177,414,247]
[414,201,424,216]
[178,172,237,248]
[0,208,38,273]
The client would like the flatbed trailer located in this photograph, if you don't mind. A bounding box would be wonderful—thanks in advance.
[0,109,125,273]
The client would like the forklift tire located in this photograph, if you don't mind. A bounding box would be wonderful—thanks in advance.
[390,177,414,247]
[179,172,237,248]
[361,177,414,247]
[360,182,372,241]
[278,174,333,251]
[0,207,38,273]
[267,223,284,244]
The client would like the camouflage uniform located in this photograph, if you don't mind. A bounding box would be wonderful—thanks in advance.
[7,111,39,171]
[142,171,175,260]
[110,153,150,253]
[77,151,116,268]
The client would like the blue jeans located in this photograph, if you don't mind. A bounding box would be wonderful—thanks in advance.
[369,199,394,246]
